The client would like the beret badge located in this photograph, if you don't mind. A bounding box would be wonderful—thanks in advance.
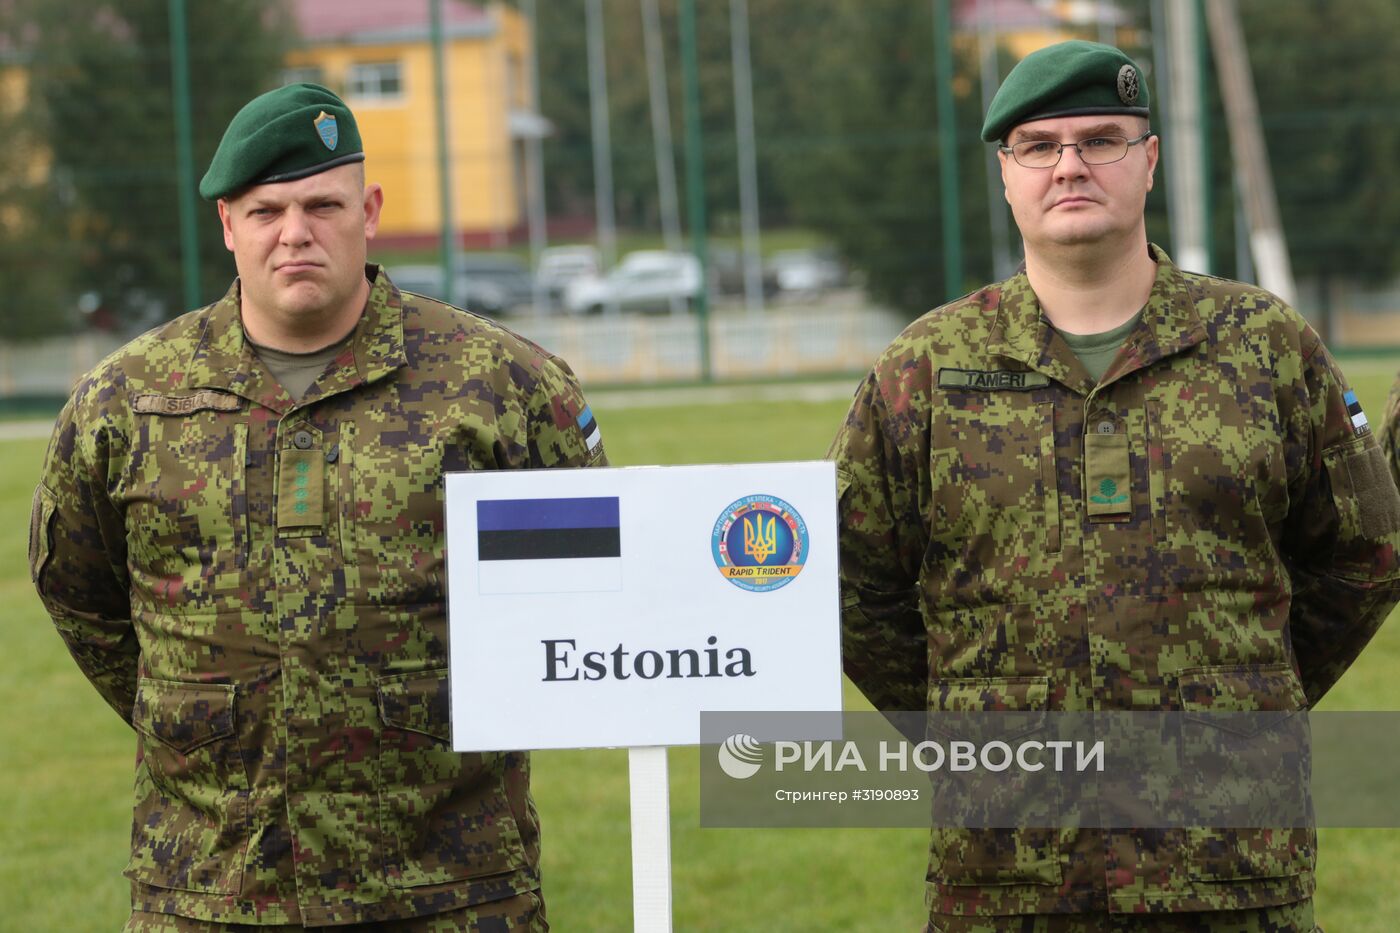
[1117,65,1140,104]
[314,111,339,151]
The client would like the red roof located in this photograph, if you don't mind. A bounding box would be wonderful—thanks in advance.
[954,0,1066,30]
[292,0,491,44]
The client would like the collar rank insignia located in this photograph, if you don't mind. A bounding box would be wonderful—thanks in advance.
[938,368,1050,391]
[314,110,338,151]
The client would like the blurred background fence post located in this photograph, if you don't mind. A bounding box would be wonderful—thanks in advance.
[167,0,201,312]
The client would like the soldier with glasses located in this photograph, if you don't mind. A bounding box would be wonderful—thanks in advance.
[831,40,1399,932]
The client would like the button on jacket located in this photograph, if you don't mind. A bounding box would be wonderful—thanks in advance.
[830,247,1400,916]
[30,267,606,926]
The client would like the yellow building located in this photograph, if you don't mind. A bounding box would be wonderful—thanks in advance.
[952,0,1145,98]
[285,0,538,248]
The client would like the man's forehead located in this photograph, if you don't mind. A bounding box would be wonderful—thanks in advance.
[1008,115,1138,141]
[228,163,362,205]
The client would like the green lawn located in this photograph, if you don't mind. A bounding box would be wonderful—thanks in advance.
[4,363,1399,929]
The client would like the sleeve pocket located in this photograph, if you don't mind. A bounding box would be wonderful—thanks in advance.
[28,484,56,586]
[1322,439,1400,577]
[1341,443,1400,539]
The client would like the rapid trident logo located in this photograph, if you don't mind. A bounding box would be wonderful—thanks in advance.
[718,733,764,779]
[711,494,810,592]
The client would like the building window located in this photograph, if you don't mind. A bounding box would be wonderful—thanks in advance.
[282,66,325,87]
[347,61,403,101]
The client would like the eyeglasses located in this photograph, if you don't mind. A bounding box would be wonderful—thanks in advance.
[999,130,1155,169]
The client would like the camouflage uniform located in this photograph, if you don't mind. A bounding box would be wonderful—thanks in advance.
[30,267,605,926]
[1381,370,1400,491]
[830,247,1400,921]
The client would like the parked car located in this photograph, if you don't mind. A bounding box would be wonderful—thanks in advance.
[387,253,534,316]
[709,246,779,299]
[536,245,601,306]
[563,250,703,315]
[766,247,845,297]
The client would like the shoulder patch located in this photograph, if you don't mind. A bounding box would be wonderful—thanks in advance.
[132,390,242,416]
[937,368,1049,391]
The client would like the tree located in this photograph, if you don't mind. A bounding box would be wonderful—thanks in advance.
[528,0,782,233]
[25,0,292,331]
[0,2,81,340]
[755,0,998,313]
[1221,0,1400,286]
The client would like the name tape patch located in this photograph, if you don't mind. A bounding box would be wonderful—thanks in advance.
[132,391,242,416]
[938,368,1050,392]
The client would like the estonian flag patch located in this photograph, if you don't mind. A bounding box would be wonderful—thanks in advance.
[1345,390,1370,436]
[577,405,603,453]
[476,496,622,594]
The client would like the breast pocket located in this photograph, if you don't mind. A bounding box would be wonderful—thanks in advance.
[1145,394,1282,562]
[337,421,456,606]
[125,414,248,597]
[926,399,1059,578]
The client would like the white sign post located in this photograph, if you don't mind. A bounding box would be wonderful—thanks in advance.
[445,462,841,931]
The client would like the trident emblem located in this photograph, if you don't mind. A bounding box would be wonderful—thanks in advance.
[743,514,778,564]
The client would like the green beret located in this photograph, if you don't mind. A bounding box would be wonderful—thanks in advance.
[981,40,1150,143]
[199,83,365,200]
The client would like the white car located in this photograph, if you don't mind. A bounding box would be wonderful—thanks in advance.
[536,245,601,305]
[767,248,845,297]
[563,251,702,315]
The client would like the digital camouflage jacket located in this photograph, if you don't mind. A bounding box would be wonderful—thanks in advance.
[830,248,1400,917]
[1382,370,1400,492]
[30,268,606,926]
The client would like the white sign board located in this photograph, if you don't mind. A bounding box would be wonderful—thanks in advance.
[445,461,841,751]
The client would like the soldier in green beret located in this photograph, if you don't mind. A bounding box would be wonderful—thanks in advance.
[31,83,604,930]
[831,40,1400,931]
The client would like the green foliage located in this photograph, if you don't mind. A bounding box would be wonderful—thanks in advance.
[760,1,997,313]
[23,0,293,327]
[1226,0,1400,284]
[0,7,80,340]
[530,0,789,233]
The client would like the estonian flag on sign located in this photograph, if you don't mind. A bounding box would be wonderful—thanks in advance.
[476,496,622,594]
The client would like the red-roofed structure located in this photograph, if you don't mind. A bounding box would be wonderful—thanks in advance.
[291,0,492,46]
[283,0,537,247]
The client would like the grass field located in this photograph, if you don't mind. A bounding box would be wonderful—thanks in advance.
[3,361,1399,929]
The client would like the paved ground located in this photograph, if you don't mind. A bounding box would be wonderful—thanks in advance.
[0,421,52,441]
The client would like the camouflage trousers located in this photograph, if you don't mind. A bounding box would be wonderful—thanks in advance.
[928,899,1315,932]
[125,891,546,932]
